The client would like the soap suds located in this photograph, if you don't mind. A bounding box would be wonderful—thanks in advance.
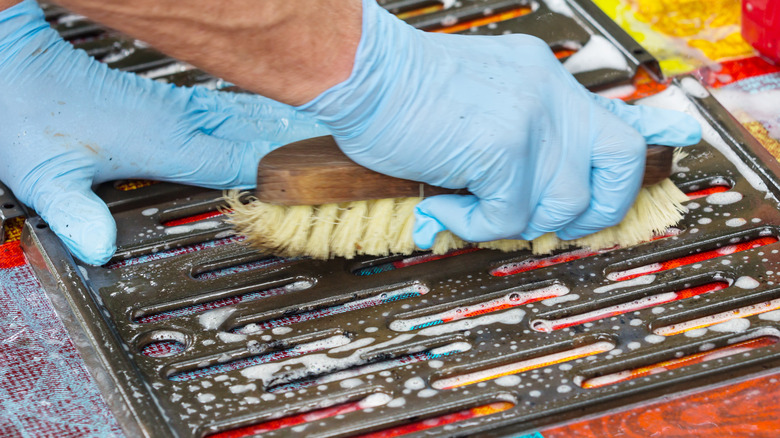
[495,375,521,387]
[198,308,236,330]
[735,276,760,289]
[725,218,747,227]
[229,384,256,394]
[645,334,665,344]
[416,308,526,336]
[340,378,364,389]
[359,393,392,409]
[684,328,708,337]
[709,318,750,333]
[542,294,580,306]
[545,0,574,16]
[680,77,710,98]
[418,389,438,398]
[165,220,222,235]
[271,327,293,335]
[640,86,770,196]
[196,393,215,403]
[706,192,743,205]
[711,88,780,140]
[563,36,629,75]
[217,332,246,343]
[758,310,780,321]
[329,337,375,354]
[387,397,406,407]
[404,377,426,390]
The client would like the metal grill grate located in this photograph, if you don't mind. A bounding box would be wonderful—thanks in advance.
[16,1,780,437]
[22,79,780,437]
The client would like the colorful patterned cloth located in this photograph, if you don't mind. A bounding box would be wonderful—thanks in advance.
[592,0,756,75]
[0,221,123,437]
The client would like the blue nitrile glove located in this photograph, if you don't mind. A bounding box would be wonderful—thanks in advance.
[299,0,702,249]
[0,0,328,265]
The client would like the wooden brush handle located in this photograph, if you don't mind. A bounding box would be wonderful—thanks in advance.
[257,136,674,205]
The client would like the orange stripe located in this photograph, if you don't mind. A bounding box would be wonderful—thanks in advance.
[433,8,532,34]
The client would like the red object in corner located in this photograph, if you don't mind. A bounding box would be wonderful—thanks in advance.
[0,241,25,269]
[742,0,780,64]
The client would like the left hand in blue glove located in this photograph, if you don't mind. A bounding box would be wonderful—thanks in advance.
[0,0,328,265]
[299,0,702,249]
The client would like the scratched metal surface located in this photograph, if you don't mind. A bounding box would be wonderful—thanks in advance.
[21,78,780,437]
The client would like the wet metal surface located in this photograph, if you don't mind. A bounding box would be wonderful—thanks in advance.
[22,80,780,437]
[21,1,780,437]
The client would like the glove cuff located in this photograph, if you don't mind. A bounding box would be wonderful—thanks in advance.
[295,0,420,138]
[0,0,48,52]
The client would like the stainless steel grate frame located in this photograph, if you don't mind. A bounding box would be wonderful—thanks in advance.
[40,0,660,90]
[22,78,780,437]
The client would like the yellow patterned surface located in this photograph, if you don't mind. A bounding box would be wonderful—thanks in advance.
[115,179,158,191]
[745,121,780,163]
[2,216,25,244]
[593,0,755,76]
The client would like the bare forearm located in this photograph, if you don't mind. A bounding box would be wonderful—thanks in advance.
[52,0,362,105]
[0,0,21,10]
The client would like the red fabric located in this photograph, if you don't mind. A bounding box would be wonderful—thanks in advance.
[0,241,25,269]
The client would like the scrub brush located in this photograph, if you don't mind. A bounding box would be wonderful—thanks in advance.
[224,136,688,259]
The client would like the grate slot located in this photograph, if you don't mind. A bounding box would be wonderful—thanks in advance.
[432,340,615,389]
[352,401,515,438]
[531,281,729,332]
[192,255,292,280]
[107,236,243,269]
[390,283,569,331]
[203,390,392,438]
[581,336,779,389]
[680,176,734,200]
[168,334,350,382]
[654,297,780,337]
[492,247,612,277]
[133,279,313,324]
[140,331,188,358]
[266,341,471,393]
[393,1,445,19]
[353,248,481,276]
[210,400,368,438]
[232,284,429,334]
[398,0,532,31]
[163,210,226,227]
[381,0,444,15]
[207,396,392,438]
[431,7,533,33]
[607,234,779,281]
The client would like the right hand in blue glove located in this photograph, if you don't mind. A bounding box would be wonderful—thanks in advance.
[300,0,702,249]
[0,0,328,265]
